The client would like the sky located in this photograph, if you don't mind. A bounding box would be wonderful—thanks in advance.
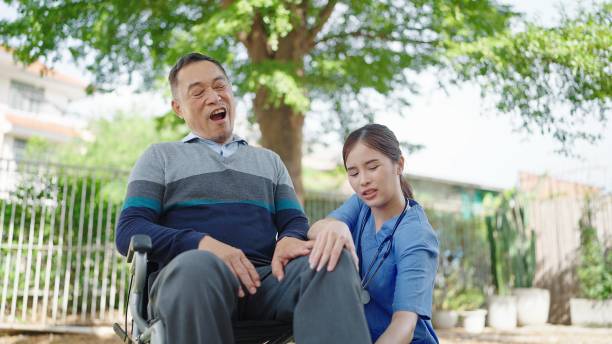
[377,77,612,190]
[1,0,610,190]
[385,0,611,190]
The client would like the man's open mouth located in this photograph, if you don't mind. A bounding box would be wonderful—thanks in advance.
[210,108,227,121]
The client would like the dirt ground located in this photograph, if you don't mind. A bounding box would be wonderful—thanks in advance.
[0,333,117,344]
[1,325,611,343]
[436,325,612,343]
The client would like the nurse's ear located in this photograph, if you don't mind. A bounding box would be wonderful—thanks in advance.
[397,155,405,175]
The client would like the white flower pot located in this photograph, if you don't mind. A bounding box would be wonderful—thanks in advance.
[459,309,487,333]
[432,310,459,329]
[513,288,550,325]
[487,295,517,329]
[570,298,612,326]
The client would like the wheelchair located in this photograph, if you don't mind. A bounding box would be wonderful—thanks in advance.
[113,234,294,344]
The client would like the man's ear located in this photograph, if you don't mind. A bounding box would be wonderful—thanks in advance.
[171,99,183,119]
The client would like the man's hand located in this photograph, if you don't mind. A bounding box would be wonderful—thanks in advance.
[308,219,358,272]
[198,236,260,297]
[272,237,314,281]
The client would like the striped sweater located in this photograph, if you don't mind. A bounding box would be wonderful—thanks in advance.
[115,140,308,267]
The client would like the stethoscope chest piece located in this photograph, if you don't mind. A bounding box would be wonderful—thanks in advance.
[360,288,371,305]
[357,198,409,306]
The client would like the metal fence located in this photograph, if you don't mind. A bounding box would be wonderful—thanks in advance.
[426,210,490,290]
[0,159,129,331]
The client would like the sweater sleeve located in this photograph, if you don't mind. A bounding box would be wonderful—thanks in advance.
[115,145,206,264]
[271,153,309,241]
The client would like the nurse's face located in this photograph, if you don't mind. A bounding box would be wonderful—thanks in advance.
[345,142,404,210]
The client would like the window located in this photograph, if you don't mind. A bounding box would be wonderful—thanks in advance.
[9,80,45,113]
[12,138,28,161]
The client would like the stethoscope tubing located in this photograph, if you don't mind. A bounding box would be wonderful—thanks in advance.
[356,197,409,290]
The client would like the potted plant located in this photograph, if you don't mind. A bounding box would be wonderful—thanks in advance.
[432,250,462,329]
[513,287,550,326]
[506,191,550,326]
[484,190,548,329]
[433,249,489,331]
[452,289,487,333]
[570,197,612,326]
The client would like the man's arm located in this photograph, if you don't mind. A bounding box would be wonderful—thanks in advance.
[270,153,311,280]
[116,146,206,263]
[118,204,262,297]
[116,205,205,262]
[270,152,309,241]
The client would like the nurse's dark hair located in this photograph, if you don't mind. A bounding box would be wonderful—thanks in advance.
[342,123,414,199]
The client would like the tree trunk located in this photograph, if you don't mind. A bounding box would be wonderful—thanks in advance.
[239,3,337,202]
[253,87,305,201]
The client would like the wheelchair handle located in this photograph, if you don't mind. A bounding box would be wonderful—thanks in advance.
[127,234,152,263]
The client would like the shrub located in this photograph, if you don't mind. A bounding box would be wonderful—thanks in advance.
[577,197,612,300]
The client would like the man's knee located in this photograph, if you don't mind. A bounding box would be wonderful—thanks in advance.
[331,250,358,276]
[159,250,235,289]
[286,255,310,271]
[150,250,237,341]
[290,250,357,278]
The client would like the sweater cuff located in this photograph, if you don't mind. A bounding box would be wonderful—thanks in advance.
[278,228,308,241]
[175,231,207,255]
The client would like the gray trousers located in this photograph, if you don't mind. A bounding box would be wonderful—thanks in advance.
[148,250,371,344]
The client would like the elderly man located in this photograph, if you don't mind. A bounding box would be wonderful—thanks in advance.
[115,52,370,344]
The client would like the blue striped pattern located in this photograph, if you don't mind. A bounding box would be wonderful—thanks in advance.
[123,197,161,213]
[115,141,309,268]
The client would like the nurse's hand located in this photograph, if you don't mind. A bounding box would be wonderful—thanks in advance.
[308,218,359,272]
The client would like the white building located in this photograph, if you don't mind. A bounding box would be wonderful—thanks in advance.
[0,47,86,161]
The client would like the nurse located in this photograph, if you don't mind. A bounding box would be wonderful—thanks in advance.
[308,123,439,343]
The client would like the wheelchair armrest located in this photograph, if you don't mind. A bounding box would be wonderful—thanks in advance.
[126,234,152,338]
[127,234,152,263]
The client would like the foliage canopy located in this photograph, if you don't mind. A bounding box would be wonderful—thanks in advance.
[1,0,610,192]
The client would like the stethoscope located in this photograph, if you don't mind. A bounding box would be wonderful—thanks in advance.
[356,197,409,304]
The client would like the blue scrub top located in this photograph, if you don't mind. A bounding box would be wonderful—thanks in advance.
[329,195,439,343]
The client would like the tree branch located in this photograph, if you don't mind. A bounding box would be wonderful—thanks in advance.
[220,0,235,9]
[306,0,338,45]
[240,12,272,62]
[315,29,437,46]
